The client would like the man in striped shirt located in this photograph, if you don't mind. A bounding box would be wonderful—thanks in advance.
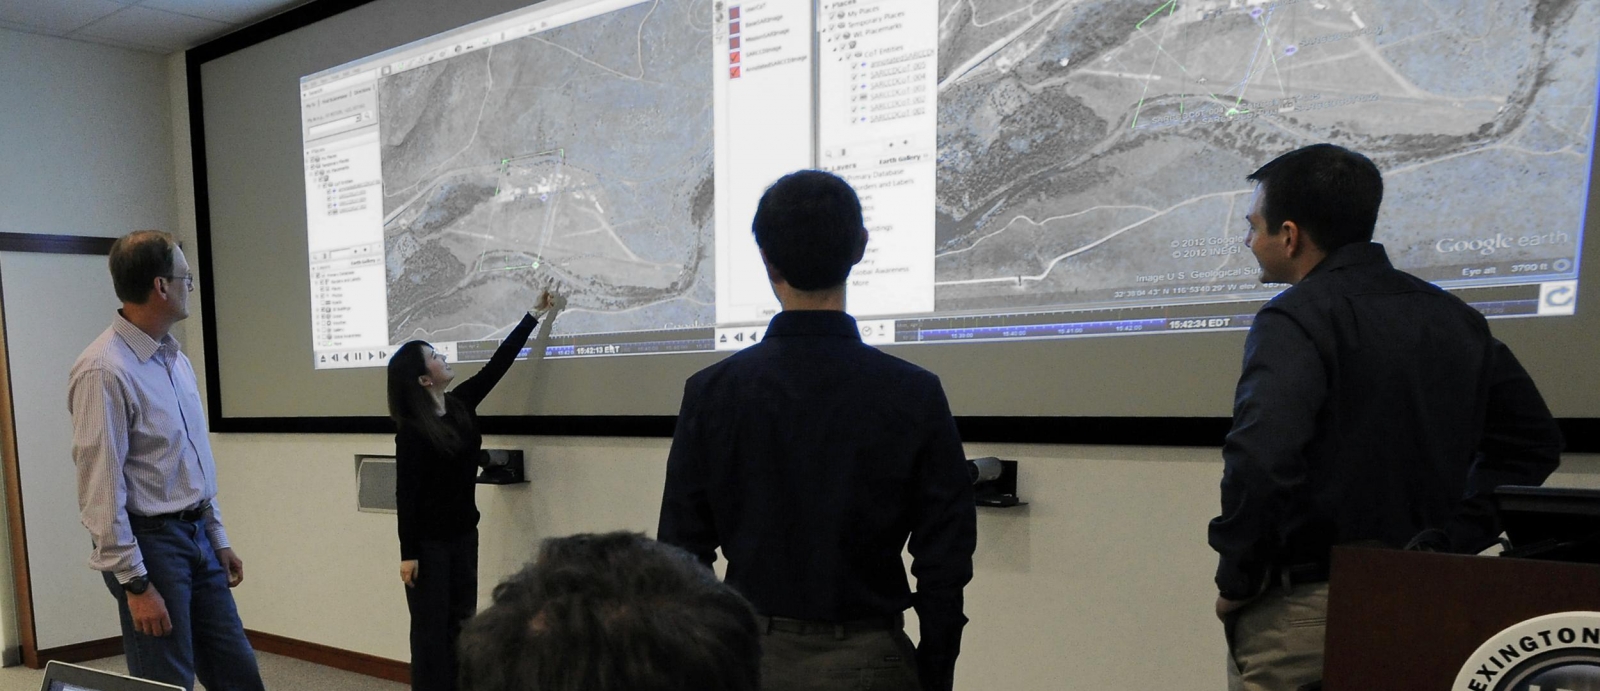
[68,230,263,691]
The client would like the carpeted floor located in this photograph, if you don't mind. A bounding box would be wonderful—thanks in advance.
[0,651,406,691]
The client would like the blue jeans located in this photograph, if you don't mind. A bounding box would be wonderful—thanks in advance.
[102,516,264,691]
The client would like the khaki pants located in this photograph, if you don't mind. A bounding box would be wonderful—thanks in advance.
[1224,582,1329,691]
[759,619,921,691]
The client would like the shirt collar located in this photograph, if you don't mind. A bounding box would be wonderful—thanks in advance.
[1303,241,1392,282]
[763,310,861,341]
[112,311,180,363]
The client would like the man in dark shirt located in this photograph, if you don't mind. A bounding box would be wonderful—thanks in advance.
[1209,144,1563,690]
[658,170,977,691]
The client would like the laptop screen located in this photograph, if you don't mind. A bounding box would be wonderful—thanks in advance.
[40,661,184,691]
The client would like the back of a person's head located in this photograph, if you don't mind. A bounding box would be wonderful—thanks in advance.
[1247,143,1384,253]
[459,532,760,691]
[752,170,867,291]
[108,230,178,304]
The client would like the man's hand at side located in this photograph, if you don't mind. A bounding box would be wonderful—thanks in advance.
[216,547,245,588]
[1216,594,1252,620]
[128,588,173,637]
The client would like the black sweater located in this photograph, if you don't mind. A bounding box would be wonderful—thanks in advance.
[396,313,539,560]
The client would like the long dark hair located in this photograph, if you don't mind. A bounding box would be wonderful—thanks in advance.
[387,340,465,454]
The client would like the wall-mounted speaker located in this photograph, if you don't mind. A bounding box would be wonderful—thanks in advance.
[355,455,397,514]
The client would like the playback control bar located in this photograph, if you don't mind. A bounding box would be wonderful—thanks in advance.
[315,348,391,368]
[894,314,1257,343]
[317,294,1546,367]
[452,330,717,361]
[893,298,1541,346]
[544,338,713,358]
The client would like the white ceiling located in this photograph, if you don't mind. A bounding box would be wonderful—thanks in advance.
[0,0,316,54]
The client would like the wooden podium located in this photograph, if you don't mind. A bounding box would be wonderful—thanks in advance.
[1324,546,1600,689]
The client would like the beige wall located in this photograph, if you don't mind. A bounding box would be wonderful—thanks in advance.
[0,29,175,238]
[163,52,1600,690]
[0,28,175,660]
[184,427,1600,689]
[205,433,1236,687]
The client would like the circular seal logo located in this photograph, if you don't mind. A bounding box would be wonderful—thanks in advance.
[1454,612,1600,691]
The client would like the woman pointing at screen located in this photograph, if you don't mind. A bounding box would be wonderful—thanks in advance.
[386,288,557,691]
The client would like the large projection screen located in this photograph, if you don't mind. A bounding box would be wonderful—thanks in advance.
[192,0,1600,441]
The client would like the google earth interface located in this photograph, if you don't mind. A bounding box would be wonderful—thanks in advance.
[299,0,1597,368]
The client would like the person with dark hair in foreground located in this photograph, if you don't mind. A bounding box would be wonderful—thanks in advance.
[458,532,760,691]
[658,170,977,691]
[70,230,264,691]
[388,288,556,691]
[1210,144,1563,690]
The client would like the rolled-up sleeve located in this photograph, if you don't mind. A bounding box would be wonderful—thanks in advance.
[204,498,232,552]
[68,367,146,582]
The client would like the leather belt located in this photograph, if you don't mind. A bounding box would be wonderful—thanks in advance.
[131,503,211,524]
[1276,562,1330,590]
[759,613,903,638]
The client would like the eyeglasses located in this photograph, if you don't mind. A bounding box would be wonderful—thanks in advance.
[160,274,195,292]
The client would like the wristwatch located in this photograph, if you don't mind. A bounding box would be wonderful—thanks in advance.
[122,577,150,595]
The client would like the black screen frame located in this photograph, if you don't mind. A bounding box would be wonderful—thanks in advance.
[185,0,1600,451]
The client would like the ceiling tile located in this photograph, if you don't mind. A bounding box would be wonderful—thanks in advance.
[72,33,168,54]
[0,0,125,34]
[0,19,56,36]
[0,19,163,54]
[138,0,307,25]
[73,4,231,51]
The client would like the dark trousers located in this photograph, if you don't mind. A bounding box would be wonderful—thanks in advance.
[759,616,922,691]
[406,531,478,691]
[102,516,264,691]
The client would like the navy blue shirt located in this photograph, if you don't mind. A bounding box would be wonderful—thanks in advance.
[658,310,977,691]
[1209,242,1562,599]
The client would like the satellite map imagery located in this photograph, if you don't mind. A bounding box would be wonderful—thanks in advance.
[935,0,1599,312]
[379,0,715,346]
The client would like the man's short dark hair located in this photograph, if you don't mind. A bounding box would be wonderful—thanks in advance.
[752,170,867,291]
[459,532,760,691]
[108,230,178,304]
[1247,143,1384,253]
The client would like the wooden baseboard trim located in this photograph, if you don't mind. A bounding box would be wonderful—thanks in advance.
[245,630,408,684]
[33,637,123,668]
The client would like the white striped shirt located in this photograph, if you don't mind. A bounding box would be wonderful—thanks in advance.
[68,313,229,582]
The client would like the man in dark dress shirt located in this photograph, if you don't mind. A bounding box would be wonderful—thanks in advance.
[658,170,977,691]
[1209,144,1563,691]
